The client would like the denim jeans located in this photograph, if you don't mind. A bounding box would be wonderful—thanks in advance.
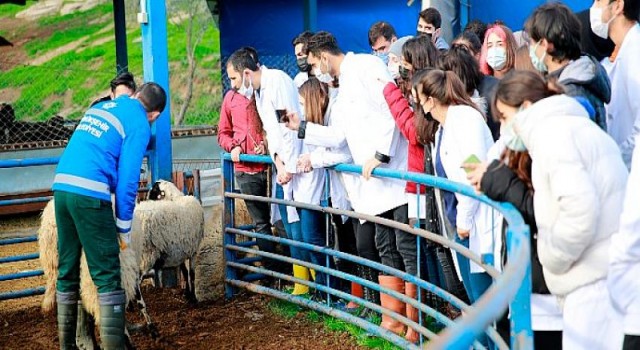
[275,184,305,262]
[299,208,337,290]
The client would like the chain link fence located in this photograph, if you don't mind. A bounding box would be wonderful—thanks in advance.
[221,55,299,94]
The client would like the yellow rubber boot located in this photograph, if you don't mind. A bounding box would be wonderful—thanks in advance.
[310,269,316,281]
[291,265,310,295]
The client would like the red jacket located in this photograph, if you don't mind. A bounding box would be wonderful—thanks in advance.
[383,83,424,194]
[217,90,268,173]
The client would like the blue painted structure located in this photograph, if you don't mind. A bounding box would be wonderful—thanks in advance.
[222,153,533,349]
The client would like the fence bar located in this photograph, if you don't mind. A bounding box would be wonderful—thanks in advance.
[0,236,38,245]
[0,197,52,207]
[0,157,60,168]
[0,253,39,264]
[0,287,45,301]
[0,269,44,282]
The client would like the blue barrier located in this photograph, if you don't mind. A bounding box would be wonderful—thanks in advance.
[0,269,44,282]
[0,253,39,264]
[0,236,38,245]
[222,153,533,350]
[0,157,60,168]
[0,287,45,301]
[0,197,52,207]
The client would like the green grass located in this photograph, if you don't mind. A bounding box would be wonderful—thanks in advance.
[267,298,406,350]
[0,1,221,125]
[0,0,37,18]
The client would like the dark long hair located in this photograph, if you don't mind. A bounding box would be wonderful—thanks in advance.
[413,69,479,145]
[491,70,564,121]
[400,36,438,97]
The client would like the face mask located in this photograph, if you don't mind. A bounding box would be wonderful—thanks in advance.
[421,99,434,121]
[237,73,254,99]
[296,57,310,72]
[529,41,548,73]
[388,62,400,80]
[502,108,527,151]
[398,65,410,80]
[486,47,507,71]
[374,51,390,65]
[590,5,615,39]
[313,58,333,84]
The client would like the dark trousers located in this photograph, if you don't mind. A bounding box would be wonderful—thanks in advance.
[54,191,121,294]
[375,204,416,275]
[235,171,281,272]
[352,220,380,262]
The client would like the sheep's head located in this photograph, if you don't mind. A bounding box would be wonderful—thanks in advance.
[148,180,183,200]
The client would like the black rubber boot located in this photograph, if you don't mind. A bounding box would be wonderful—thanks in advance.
[359,266,380,320]
[56,291,79,350]
[98,290,126,350]
[76,304,98,350]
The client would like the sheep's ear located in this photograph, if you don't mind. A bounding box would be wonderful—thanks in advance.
[160,190,165,199]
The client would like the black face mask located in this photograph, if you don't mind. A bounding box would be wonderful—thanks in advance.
[297,57,310,72]
[399,65,411,80]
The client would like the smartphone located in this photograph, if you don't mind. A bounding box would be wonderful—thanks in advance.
[462,154,481,174]
[276,109,288,123]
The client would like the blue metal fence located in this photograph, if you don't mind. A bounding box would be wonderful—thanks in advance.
[222,153,533,349]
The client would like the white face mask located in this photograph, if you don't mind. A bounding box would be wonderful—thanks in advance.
[313,58,333,84]
[487,47,507,71]
[501,107,527,152]
[590,5,614,39]
[238,73,254,99]
[388,61,400,80]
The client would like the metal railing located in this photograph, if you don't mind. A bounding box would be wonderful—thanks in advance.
[222,154,533,349]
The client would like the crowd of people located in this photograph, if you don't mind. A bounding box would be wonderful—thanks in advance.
[218,1,640,349]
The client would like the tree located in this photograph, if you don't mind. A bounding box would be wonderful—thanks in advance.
[169,0,212,125]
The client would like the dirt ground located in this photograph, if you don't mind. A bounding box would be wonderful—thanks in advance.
[0,213,364,350]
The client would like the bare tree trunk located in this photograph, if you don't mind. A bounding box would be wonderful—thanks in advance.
[174,56,197,125]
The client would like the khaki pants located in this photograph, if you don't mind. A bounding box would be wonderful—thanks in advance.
[54,191,121,294]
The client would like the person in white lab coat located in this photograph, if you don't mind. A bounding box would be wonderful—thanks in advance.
[226,48,309,287]
[590,0,640,169]
[413,69,496,347]
[609,133,640,350]
[290,31,413,338]
[493,70,626,350]
[292,31,315,89]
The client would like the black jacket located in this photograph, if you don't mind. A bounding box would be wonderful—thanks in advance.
[480,160,550,294]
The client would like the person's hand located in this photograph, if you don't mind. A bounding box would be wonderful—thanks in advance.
[362,158,382,180]
[297,154,313,173]
[119,233,130,250]
[231,146,242,162]
[463,161,488,193]
[254,141,266,155]
[277,172,293,185]
[285,111,301,131]
[457,228,470,239]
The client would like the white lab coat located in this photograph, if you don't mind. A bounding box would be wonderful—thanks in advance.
[304,52,408,216]
[609,133,640,336]
[433,105,499,273]
[606,24,640,169]
[254,66,302,223]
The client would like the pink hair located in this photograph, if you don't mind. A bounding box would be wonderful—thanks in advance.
[479,24,516,76]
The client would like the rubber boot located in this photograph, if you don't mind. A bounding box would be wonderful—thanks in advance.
[309,268,316,281]
[359,266,381,320]
[346,266,364,312]
[56,291,78,350]
[76,304,98,350]
[378,275,406,336]
[291,264,310,295]
[98,291,126,350]
[404,282,420,343]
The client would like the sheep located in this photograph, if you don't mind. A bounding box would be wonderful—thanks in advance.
[134,180,205,302]
[39,199,156,349]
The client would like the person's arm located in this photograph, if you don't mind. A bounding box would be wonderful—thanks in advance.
[620,72,640,168]
[383,82,418,145]
[366,67,398,159]
[217,92,238,152]
[309,146,353,168]
[537,147,599,275]
[115,121,151,238]
[480,160,535,225]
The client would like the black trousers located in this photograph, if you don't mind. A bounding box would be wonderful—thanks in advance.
[352,220,380,263]
[375,204,417,275]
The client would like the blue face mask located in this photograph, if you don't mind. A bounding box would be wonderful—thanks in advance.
[502,108,527,152]
[374,51,389,65]
[529,41,548,73]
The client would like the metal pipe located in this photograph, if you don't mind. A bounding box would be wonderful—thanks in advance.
[0,287,45,301]
[0,236,38,245]
[0,269,44,282]
[0,197,52,207]
[228,279,420,350]
[0,253,39,264]
[113,0,128,73]
[0,157,60,168]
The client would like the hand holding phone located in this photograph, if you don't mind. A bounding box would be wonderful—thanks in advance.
[276,109,288,123]
[462,154,481,174]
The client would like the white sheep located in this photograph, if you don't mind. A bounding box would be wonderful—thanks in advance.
[134,180,205,302]
[39,199,156,349]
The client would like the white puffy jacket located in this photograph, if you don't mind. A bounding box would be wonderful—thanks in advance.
[515,95,628,296]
